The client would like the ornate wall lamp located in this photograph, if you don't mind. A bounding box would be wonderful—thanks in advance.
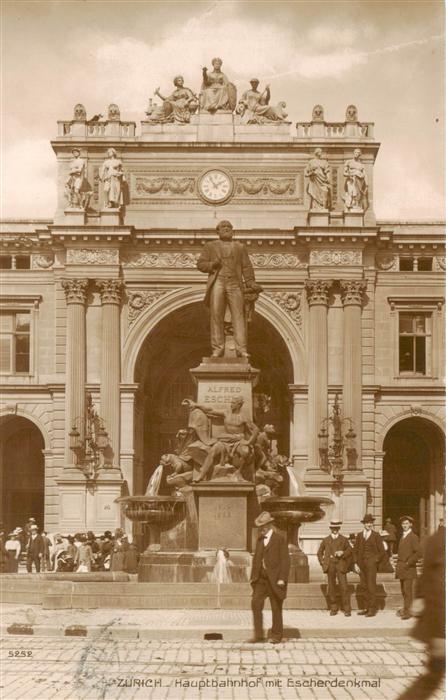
[69,393,110,481]
[318,394,357,486]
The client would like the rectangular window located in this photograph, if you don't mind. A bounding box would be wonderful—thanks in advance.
[418,257,433,271]
[399,313,431,375]
[0,311,30,373]
[400,258,414,271]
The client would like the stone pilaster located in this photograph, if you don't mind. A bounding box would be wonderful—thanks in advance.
[98,280,124,468]
[62,279,88,464]
[305,280,332,469]
[340,279,367,464]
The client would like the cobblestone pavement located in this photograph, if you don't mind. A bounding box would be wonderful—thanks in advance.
[1,635,444,699]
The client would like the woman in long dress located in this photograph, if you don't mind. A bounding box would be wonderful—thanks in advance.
[5,533,21,573]
[100,148,124,208]
[153,76,198,124]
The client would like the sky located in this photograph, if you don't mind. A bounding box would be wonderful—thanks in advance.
[1,0,445,220]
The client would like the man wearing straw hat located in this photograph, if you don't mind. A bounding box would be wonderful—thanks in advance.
[317,520,353,616]
[248,511,290,644]
[353,513,385,617]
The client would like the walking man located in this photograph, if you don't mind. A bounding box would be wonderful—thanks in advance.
[249,511,290,643]
[317,520,353,616]
[354,513,385,617]
[26,524,44,573]
[197,220,257,359]
[396,515,421,619]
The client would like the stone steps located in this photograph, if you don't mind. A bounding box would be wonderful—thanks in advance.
[1,578,403,610]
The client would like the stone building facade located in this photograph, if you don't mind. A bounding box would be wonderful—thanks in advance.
[1,101,444,550]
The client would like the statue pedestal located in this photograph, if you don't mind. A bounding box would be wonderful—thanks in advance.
[100,208,121,226]
[307,210,329,227]
[193,112,234,141]
[64,208,86,225]
[192,482,257,550]
[190,357,259,423]
[344,210,364,227]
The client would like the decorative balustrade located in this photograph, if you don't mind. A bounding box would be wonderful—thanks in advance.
[57,121,136,138]
[295,121,374,139]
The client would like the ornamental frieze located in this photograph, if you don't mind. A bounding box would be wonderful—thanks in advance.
[131,172,303,202]
[123,252,199,268]
[128,289,171,323]
[66,249,119,264]
[236,177,296,197]
[122,251,307,269]
[310,250,362,266]
[435,256,446,271]
[250,253,307,268]
[31,254,54,269]
[265,290,302,325]
[134,177,195,197]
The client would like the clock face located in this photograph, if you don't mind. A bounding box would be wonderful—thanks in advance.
[198,170,233,204]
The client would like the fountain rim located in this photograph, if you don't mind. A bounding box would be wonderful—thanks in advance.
[115,495,186,503]
[263,496,334,505]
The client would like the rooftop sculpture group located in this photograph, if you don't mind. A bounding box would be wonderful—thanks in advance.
[146,58,288,125]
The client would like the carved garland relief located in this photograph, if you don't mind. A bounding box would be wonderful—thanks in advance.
[131,172,304,203]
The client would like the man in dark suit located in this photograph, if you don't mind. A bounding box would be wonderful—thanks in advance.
[395,515,421,620]
[317,520,353,616]
[197,220,256,359]
[26,524,44,573]
[249,511,290,644]
[353,513,385,617]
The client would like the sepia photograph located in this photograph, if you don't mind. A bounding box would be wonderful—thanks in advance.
[0,1,445,698]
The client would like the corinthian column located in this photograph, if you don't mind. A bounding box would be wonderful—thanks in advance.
[305,280,332,468]
[62,279,88,464]
[340,280,367,465]
[98,280,123,467]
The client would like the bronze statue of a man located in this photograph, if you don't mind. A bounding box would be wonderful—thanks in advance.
[197,220,256,359]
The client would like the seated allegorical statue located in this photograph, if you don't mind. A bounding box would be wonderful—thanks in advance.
[182,397,259,482]
[236,79,288,125]
[199,57,237,113]
[147,76,199,124]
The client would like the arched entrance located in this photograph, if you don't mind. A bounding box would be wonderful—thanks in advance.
[0,416,45,532]
[383,417,445,536]
[133,302,294,490]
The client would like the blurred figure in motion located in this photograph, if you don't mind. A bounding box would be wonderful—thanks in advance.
[397,522,445,699]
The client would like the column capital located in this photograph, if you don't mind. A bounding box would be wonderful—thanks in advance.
[304,279,332,306]
[62,278,88,304]
[340,279,367,306]
[98,279,124,304]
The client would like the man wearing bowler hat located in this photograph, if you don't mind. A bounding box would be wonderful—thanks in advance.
[26,524,44,573]
[317,520,353,616]
[395,515,421,619]
[353,513,385,617]
[248,511,290,643]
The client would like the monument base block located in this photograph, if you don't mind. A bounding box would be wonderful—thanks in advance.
[64,208,86,225]
[100,208,121,226]
[343,210,364,227]
[307,210,329,227]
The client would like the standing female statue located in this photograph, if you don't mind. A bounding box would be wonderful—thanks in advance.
[100,148,124,209]
[200,57,237,113]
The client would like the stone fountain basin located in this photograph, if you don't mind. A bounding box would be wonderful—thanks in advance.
[262,496,333,524]
[116,495,186,528]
